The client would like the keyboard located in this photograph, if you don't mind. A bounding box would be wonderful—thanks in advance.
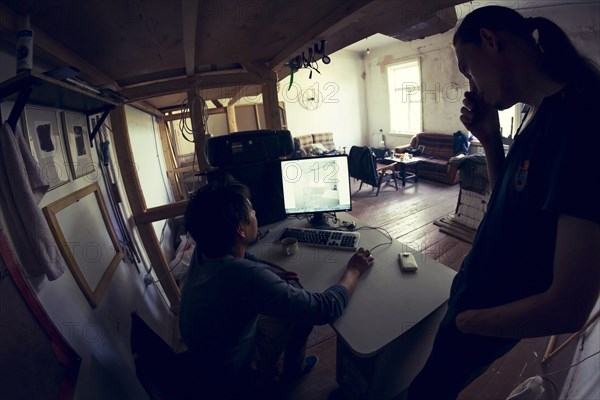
[279,227,360,251]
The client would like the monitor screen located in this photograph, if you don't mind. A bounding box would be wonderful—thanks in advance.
[280,155,352,223]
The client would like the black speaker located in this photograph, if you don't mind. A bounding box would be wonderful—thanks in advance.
[206,130,293,167]
[206,159,286,227]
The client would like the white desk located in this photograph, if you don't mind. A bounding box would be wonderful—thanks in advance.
[250,213,456,399]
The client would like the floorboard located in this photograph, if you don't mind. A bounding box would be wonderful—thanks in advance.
[283,178,578,400]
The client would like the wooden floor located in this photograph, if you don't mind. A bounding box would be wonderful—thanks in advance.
[283,178,578,400]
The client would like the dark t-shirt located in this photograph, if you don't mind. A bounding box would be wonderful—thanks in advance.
[179,251,349,373]
[451,84,600,311]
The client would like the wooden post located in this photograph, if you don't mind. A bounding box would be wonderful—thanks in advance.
[226,105,238,133]
[187,89,209,182]
[157,119,184,201]
[262,73,282,130]
[542,309,600,363]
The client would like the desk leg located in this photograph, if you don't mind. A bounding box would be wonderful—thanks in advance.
[335,303,448,400]
[414,163,419,183]
[399,164,407,187]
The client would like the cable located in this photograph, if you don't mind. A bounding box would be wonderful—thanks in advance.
[508,349,600,400]
[539,375,559,399]
[145,242,188,285]
[353,226,394,252]
[542,349,600,377]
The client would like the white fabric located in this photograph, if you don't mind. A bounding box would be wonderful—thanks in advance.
[0,122,65,280]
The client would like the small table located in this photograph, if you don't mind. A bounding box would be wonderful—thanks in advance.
[385,157,421,187]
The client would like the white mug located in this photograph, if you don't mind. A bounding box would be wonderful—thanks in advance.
[281,237,299,256]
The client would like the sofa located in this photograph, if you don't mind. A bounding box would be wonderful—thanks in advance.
[394,132,461,185]
[293,132,337,157]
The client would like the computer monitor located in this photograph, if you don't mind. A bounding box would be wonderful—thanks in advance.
[280,155,352,227]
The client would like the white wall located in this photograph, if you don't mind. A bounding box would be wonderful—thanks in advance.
[125,105,174,239]
[0,46,175,400]
[363,30,467,142]
[280,49,368,151]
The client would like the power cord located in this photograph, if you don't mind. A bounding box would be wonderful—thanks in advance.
[353,225,393,253]
[508,349,600,400]
[144,244,188,286]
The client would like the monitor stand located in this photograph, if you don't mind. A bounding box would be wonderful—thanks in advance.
[308,212,333,229]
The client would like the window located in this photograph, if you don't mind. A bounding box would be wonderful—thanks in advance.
[498,104,519,138]
[388,59,422,134]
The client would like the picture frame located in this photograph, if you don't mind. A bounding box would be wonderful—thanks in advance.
[62,111,95,179]
[43,183,123,308]
[22,106,71,189]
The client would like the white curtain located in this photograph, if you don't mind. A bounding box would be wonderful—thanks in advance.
[0,122,65,280]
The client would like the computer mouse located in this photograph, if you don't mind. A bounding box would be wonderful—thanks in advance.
[347,221,356,230]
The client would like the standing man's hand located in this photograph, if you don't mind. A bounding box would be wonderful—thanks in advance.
[461,90,505,188]
[460,91,501,145]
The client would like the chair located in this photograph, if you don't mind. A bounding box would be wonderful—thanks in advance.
[130,312,199,400]
[348,146,398,196]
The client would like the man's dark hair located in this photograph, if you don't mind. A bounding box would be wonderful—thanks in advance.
[185,177,251,258]
[453,5,600,86]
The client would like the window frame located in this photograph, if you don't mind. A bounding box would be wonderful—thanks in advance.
[387,58,423,135]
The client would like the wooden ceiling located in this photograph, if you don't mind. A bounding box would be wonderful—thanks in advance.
[0,0,464,112]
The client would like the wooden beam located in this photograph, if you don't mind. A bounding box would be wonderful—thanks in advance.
[268,0,377,69]
[0,3,117,87]
[157,119,184,201]
[109,105,181,310]
[120,73,265,102]
[211,99,223,108]
[134,201,190,225]
[182,0,199,76]
[227,85,255,107]
[130,100,164,118]
[242,62,273,81]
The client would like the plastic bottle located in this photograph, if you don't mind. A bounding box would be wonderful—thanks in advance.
[16,16,33,73]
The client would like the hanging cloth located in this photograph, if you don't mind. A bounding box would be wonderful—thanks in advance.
[0,121,65,280]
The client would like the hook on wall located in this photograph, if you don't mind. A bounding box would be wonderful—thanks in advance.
[287,39,330,89]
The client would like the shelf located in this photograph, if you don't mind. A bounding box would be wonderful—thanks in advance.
[0,71,121,144]
[0,71,119,115]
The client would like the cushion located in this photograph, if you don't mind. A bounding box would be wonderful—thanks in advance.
[310,143,329,154]
[311,133,335,150]
[293,134,314,149]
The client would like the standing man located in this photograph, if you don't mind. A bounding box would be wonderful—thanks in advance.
[180,178,374,399]
[408,5,600,399]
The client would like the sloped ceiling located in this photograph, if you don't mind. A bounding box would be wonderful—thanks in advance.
[0,0,464,111]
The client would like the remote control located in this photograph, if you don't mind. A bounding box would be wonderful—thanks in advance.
[398,252,418,272]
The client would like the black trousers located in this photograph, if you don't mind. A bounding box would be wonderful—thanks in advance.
[406,306,519,400]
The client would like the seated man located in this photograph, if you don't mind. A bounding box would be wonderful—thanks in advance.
[179,178,374,399]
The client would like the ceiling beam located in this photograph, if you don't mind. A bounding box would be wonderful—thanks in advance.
[211,99,223,108]
[242,62,273,81]
[182,0,199,76]
[227,85,256,107]
[268,0,377,69]
[120,73,265,102]
[130,100,164,118]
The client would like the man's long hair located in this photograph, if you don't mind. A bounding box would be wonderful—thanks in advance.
[453,5,600,87]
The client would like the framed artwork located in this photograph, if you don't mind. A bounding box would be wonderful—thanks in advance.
[43,183,123,308]
[22,106,71,189]
[62,111,95,179]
